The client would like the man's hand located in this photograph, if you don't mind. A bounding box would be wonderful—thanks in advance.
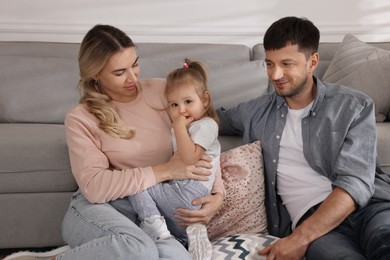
[259,187,356,259]
[175,192,223,226]
[258,234,308,260]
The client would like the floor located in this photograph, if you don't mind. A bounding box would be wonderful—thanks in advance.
[0,248,19,259]
[0,247,56,259]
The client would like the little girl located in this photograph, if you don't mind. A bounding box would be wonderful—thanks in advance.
[128,59,220,260]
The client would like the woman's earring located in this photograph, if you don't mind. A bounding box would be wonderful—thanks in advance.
[94,79,100,86]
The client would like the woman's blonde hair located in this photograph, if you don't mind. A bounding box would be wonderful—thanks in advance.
[166,58,219,123]
[78,24,135,139]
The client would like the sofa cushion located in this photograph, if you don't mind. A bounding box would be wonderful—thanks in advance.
[139,58,269,110]
[212,233,279,259]
[208,60,270,109]
[0,124,77,193]
[0,56,80,123]
[322,34,390,122]
[315,43,344,79]
[207,141,267,241]
[138,43,251,79]
[138,44,268,110]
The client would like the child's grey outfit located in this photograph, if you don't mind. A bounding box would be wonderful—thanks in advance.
[128,117,220,244]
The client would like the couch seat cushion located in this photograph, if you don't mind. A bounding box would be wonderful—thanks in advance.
[0,124,77,193]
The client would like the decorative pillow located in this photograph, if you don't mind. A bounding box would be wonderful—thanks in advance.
[322,34,390,122]
[212,233,279,259]
[207,141,267,240]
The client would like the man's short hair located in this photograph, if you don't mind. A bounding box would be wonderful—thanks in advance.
[263,16,320,58]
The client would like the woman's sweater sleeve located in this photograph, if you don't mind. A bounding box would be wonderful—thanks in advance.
[65,108,157,204]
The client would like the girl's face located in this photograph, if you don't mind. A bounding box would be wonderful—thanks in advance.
[96,47,140,103]
[166,83,209,122]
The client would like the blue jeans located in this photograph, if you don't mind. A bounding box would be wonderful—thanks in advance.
[60,190,191,260]
[306,201,390,260]
[129,179,209,244]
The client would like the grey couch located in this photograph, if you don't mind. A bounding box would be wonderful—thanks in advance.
[0,38,389,249]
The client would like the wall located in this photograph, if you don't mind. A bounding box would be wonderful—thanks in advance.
[0,0,389,47]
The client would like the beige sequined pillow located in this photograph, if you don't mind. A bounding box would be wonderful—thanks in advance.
[207,140,267,240]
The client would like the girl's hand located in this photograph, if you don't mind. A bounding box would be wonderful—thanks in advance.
[172,115,193,129]
[175,192,223,226]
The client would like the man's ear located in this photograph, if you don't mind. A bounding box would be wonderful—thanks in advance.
[308,52,319,73]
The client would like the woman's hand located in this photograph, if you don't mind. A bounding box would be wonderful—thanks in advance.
[153,153,212,183]
[174,192,223,226]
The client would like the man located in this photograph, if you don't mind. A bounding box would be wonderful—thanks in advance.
[217,16,390,259]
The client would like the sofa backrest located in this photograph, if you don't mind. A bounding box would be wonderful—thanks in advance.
[136,43,269,111]
[0,42,80,124]
[253,42,390,79]
[0,42,269,124]
[2,40,389,124]
[253,43,347,79]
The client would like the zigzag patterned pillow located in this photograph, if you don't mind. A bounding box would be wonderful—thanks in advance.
[212,233,279,259]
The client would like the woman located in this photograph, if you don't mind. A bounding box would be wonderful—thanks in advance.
[5,24,224,260]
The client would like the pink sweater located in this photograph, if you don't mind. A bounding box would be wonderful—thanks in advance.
[65,78,224,203]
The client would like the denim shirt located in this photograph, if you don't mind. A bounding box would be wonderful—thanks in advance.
[217,77,381,237]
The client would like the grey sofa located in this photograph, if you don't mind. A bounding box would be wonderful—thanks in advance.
[0,38,389,250]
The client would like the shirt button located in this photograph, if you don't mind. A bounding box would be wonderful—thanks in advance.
[281,114,285,118]
[273,159,277,163]
[312,112,316,116]
[276,135,280,139]
[273,203,276,207]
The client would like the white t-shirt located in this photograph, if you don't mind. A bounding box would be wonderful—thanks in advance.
[172,117,221,191]
[277,102,332,229]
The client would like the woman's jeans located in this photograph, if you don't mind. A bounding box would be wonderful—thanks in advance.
[59,190,191,260]
[306,201,390,260]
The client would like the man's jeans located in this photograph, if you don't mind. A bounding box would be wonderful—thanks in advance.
[306,201,390,260]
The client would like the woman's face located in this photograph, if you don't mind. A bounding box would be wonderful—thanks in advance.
[96,47,140,102]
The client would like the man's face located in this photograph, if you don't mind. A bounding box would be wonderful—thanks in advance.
[265,44,316,100]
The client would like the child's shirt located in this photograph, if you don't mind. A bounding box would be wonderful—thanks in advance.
[172,117,221,191]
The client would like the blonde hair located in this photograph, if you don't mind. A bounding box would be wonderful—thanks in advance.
[78,24,135,139]
[166,58,219,123]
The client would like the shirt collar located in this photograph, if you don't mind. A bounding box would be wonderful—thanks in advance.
[310,76,326,116]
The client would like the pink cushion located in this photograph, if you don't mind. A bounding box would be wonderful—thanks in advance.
[207,141,267,240]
